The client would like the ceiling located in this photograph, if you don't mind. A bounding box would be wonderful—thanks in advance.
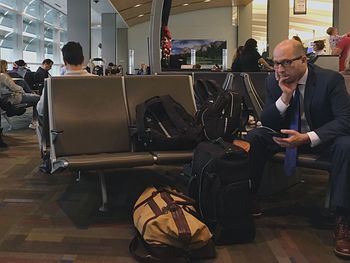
[109,0,234,27]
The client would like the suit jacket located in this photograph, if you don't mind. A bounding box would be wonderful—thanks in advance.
[261,64,350,145]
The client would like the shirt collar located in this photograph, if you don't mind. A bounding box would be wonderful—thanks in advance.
[298,68,308,86]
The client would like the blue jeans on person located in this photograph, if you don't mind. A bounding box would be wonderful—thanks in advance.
[20,93,40,121]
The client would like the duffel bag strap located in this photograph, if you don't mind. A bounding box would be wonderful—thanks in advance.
[129,235,190,263]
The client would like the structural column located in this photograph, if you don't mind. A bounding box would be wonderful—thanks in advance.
[67,0,91,64]
[237,2,253,47]
[102,13,117,64]
[117,28,128,72]
[333,0,350,35]
[267,0,289,56]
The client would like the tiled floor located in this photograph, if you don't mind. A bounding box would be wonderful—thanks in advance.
[0,112,348,262]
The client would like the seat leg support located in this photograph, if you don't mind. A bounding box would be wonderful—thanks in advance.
[98,171,108,212]
[324,173,332,210]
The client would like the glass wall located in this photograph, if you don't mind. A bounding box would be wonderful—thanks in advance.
[0,5,17,61]
[0,0,67,74]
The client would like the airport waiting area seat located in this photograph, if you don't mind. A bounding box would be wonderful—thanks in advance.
[124,75,197,165]
[45,75,198,210]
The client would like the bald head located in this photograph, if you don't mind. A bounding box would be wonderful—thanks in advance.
[274,39,306,58]
[273,39,308,84]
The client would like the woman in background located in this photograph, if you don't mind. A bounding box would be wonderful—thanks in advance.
[239,38,273,72]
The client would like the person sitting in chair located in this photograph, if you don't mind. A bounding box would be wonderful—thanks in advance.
[34,59,53,93]
[37,41,94,116]
[246,39,350,259]
[0,60,40,133]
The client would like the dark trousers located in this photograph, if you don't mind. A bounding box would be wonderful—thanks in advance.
[246,128,350,210]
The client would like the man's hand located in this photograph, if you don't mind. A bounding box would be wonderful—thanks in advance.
[275,72,298,105]
[272,129,310,148]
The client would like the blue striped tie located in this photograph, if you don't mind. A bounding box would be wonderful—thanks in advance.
[284,88,300,176]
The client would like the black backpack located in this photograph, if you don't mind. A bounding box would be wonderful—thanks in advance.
[187,138,255,245]
[196,90,248,142]
[194,79,221,110]
[195,73,248,142]
[135,95,201,151]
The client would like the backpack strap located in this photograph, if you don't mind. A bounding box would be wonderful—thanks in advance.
[135,96,165,141]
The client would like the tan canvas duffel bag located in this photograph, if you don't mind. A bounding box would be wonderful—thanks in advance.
[130,186,216,263]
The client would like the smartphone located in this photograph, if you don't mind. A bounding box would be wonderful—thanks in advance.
[258,126,288,138]
[268,131,288,138]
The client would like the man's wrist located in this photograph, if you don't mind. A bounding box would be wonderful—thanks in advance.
[302,133,311,144]
[281,93,292,105]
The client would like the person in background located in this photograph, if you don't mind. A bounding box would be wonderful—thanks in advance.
[8,59,30,78]
[341,51,350,75]
[231,45,244,72]
[0,60,40,130]
[332,35,350,72]
[327,27,350,52]
[239,38,273,72]
[34,59,53,91]
[59,64,66,76]
[37,42,94,116]
[313,40,326,56]
[292,35,302,44]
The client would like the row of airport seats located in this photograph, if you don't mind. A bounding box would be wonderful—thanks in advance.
[42,72,349,211]
[41,75,196,211]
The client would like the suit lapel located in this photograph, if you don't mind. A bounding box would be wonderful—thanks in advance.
[304,65,317,130]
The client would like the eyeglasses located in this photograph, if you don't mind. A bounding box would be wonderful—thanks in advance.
[273,56,302,67]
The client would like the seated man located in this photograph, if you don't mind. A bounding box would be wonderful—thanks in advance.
[37,41,93,116]
[34,59,53,93]
[246,39,350,258]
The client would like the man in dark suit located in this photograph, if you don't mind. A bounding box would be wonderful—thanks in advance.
[34,59,53,93]
[246,39,350,258]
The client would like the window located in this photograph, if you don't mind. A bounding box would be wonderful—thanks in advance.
[0,0,17,10]
[0,7,16,62]
[0,0,67,74]
[23,36,39,62]
[23,0,40,18]
[44,4,59,26]
[60,31,67,47]
[23,17,40,37]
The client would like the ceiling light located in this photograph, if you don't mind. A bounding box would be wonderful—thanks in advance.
[134,4,142,8]
[183,3,189,6]
[138,14,144,17]
[204,0,211,2]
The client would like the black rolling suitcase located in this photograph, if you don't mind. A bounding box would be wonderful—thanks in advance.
[187,138,255,245]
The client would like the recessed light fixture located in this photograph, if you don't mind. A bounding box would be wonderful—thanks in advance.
[204,0,211,2]
[183,3,189,6]
[138,14,144,17]
[134,4,142,8]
